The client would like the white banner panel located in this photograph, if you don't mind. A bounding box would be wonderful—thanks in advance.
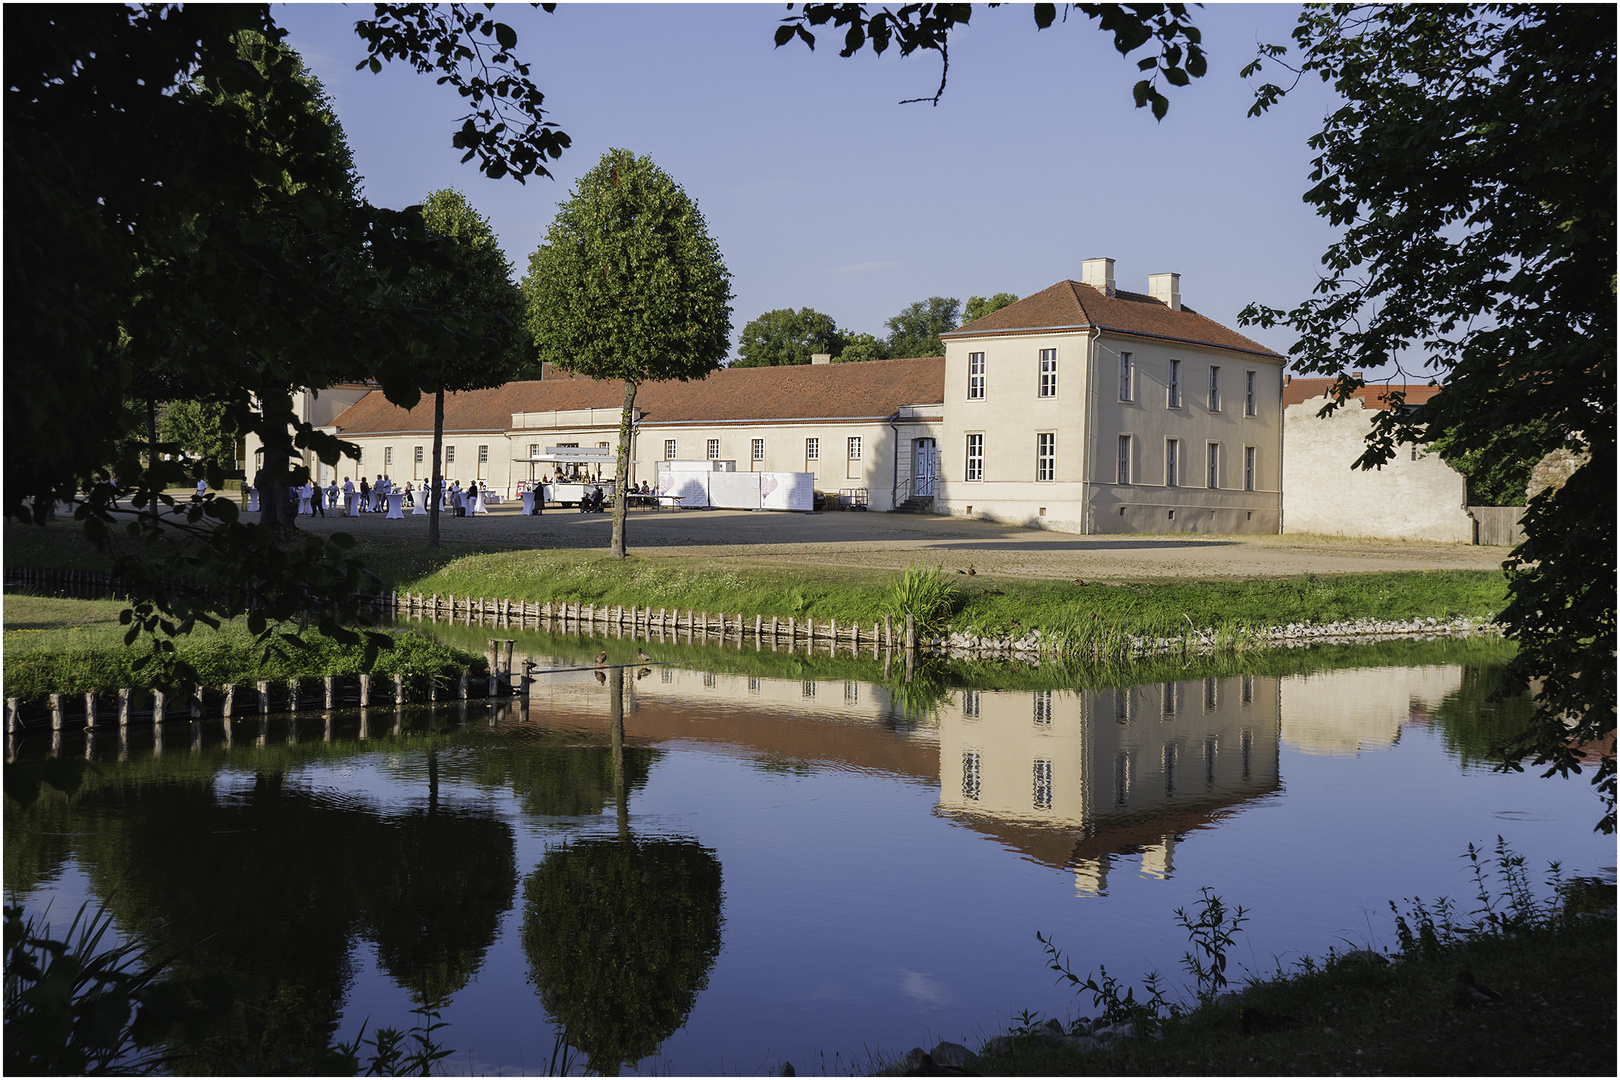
[760,472,815,511]
[710,471,763,510]
[658,471,710,508]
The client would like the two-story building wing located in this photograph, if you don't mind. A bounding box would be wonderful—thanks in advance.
[937,258,1285,534]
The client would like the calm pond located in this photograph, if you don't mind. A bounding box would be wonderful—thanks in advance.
[6,631,1613,1076]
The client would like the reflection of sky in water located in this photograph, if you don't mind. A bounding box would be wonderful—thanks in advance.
[7,660,1613,1077]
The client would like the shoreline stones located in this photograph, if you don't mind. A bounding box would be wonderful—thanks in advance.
[936,613,1501,661]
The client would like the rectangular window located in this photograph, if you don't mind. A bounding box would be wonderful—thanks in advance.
[445,445,455,464]
[1038,348,1057,398]
[1245,370,1257,415]
[1117,435,1132,485]
[665,439,677,460]
[597,441,610,450]
[1033,758,1053,810]
[752,438,765,461]
[965,433,984,481]
[1164,743,1178,793]
[967,351,986,400]
[478,444,489,464]
[847,436,861,460]
[1033,690,1053,726]
[528,443,538,458]
[415,446,424,464]
[963,752,982,801]
[1114,752,1131,806]
[1036,432,1055,482]
[1208,366,1221,411]
[1119,351,1133,401]
[1165,439,1179,487]
[1162,682,1178,716]
[707,438,720,460]
[384,446,393,465]
[805,437,819,460]
[1207,443,1219,489]
[962,689,980,719]
[1244,446,1256,491]
[1168,359,1181,408]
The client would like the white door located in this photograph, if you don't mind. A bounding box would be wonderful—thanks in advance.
[913,438,937,497]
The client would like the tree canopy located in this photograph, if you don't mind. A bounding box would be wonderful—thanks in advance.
[836,331,890,364]
[962,292,1020,325]
[733,307,846,367]
[523,148,734,558]
[410,188,530,547]
[1238,3,1615,828]
[776,3,1206,118]
[885,296,961,358]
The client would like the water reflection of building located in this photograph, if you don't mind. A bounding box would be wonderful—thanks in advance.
[521,659,1283,896]
[1278,666,1463,756]
[937,677,1282,895]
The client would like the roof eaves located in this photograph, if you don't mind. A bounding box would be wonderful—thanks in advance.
[940,323,1093,339]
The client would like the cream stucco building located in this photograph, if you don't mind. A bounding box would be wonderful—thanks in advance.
[936,259,1286,534]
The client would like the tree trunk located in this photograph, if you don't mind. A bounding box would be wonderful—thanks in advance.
[255,385,297,531]
[429,386,445,549]
[610,381,639,558]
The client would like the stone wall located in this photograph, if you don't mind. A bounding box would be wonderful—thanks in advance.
[1283,398,1472,541]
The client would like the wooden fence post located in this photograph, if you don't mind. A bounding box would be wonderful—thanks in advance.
[118,688,131,726]
[85,691,97,729]
[258,681,270,714]
[905,613,916,654]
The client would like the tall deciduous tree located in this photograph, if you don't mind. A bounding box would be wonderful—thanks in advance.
[7,5,562,678]
[733,307,845,367]
[962,292,1020,325]
[885,296,960,358]
[1239,4,1615,828]
[158,400,242,472]
[835,331,889,364]
[410,189,529,548]
[523,149,734,559]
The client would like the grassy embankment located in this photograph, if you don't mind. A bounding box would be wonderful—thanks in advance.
[887,855,1616,1077]
[1,595,485,703]
[4,519,1511,674]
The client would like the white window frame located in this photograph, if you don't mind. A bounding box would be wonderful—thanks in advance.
[805,437,819,461]
[965,433,984,482]
[967,351,986,400]
[384,446,393,465]
[415,445,424,464]
[664,439,677,460]
[1036,432,1055,482]
[1207,442,1219,489]
[1168,359,1181,408]
[1244,446,1256,491]
[1038,348,1057,398]
[752,438,765,461]
[1117,434,1132,485]
[445,445,456,464]
[1208,366,1221,412]
[847,436,862,460]
[1165,438,1179,487]
[707,438,721,460]
[1119,351,1133,402]
[1245,370,1257,416]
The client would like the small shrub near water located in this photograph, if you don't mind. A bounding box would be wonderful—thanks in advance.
[885,565,958,640]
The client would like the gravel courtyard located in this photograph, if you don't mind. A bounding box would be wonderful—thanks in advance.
[293,502,1508,581]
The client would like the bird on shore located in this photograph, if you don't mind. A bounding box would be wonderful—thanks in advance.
[954,564,975,576]
[637,648,652,664]
[1452,970,1505,1007]
[594,651,608,667]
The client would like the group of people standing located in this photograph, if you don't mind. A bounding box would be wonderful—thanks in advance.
[241,475,488,516]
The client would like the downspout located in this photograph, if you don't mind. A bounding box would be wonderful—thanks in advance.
[888,411,902,511]
[1082,327,1101,534]
[1277,370,1286,534]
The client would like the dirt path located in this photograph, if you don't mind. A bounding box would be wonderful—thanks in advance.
[295,503,1507,581]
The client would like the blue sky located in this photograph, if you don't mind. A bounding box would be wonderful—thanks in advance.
[275,2,1346,364]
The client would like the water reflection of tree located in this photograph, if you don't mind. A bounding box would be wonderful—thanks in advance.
[522,668,724,1076]
[1430,665,1537,769]
[64,770,516,1072]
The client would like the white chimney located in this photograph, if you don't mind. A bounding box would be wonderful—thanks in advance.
[1148,272,1181,311]
[1080,257,1115,297]
[810,352,831,365]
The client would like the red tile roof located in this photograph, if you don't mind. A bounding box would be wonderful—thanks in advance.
[944,279,1283,358]
[1282,377,1443,410]
[330,356,947,435]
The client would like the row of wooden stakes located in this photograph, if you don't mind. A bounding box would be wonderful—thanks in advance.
[391,591,920,651]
